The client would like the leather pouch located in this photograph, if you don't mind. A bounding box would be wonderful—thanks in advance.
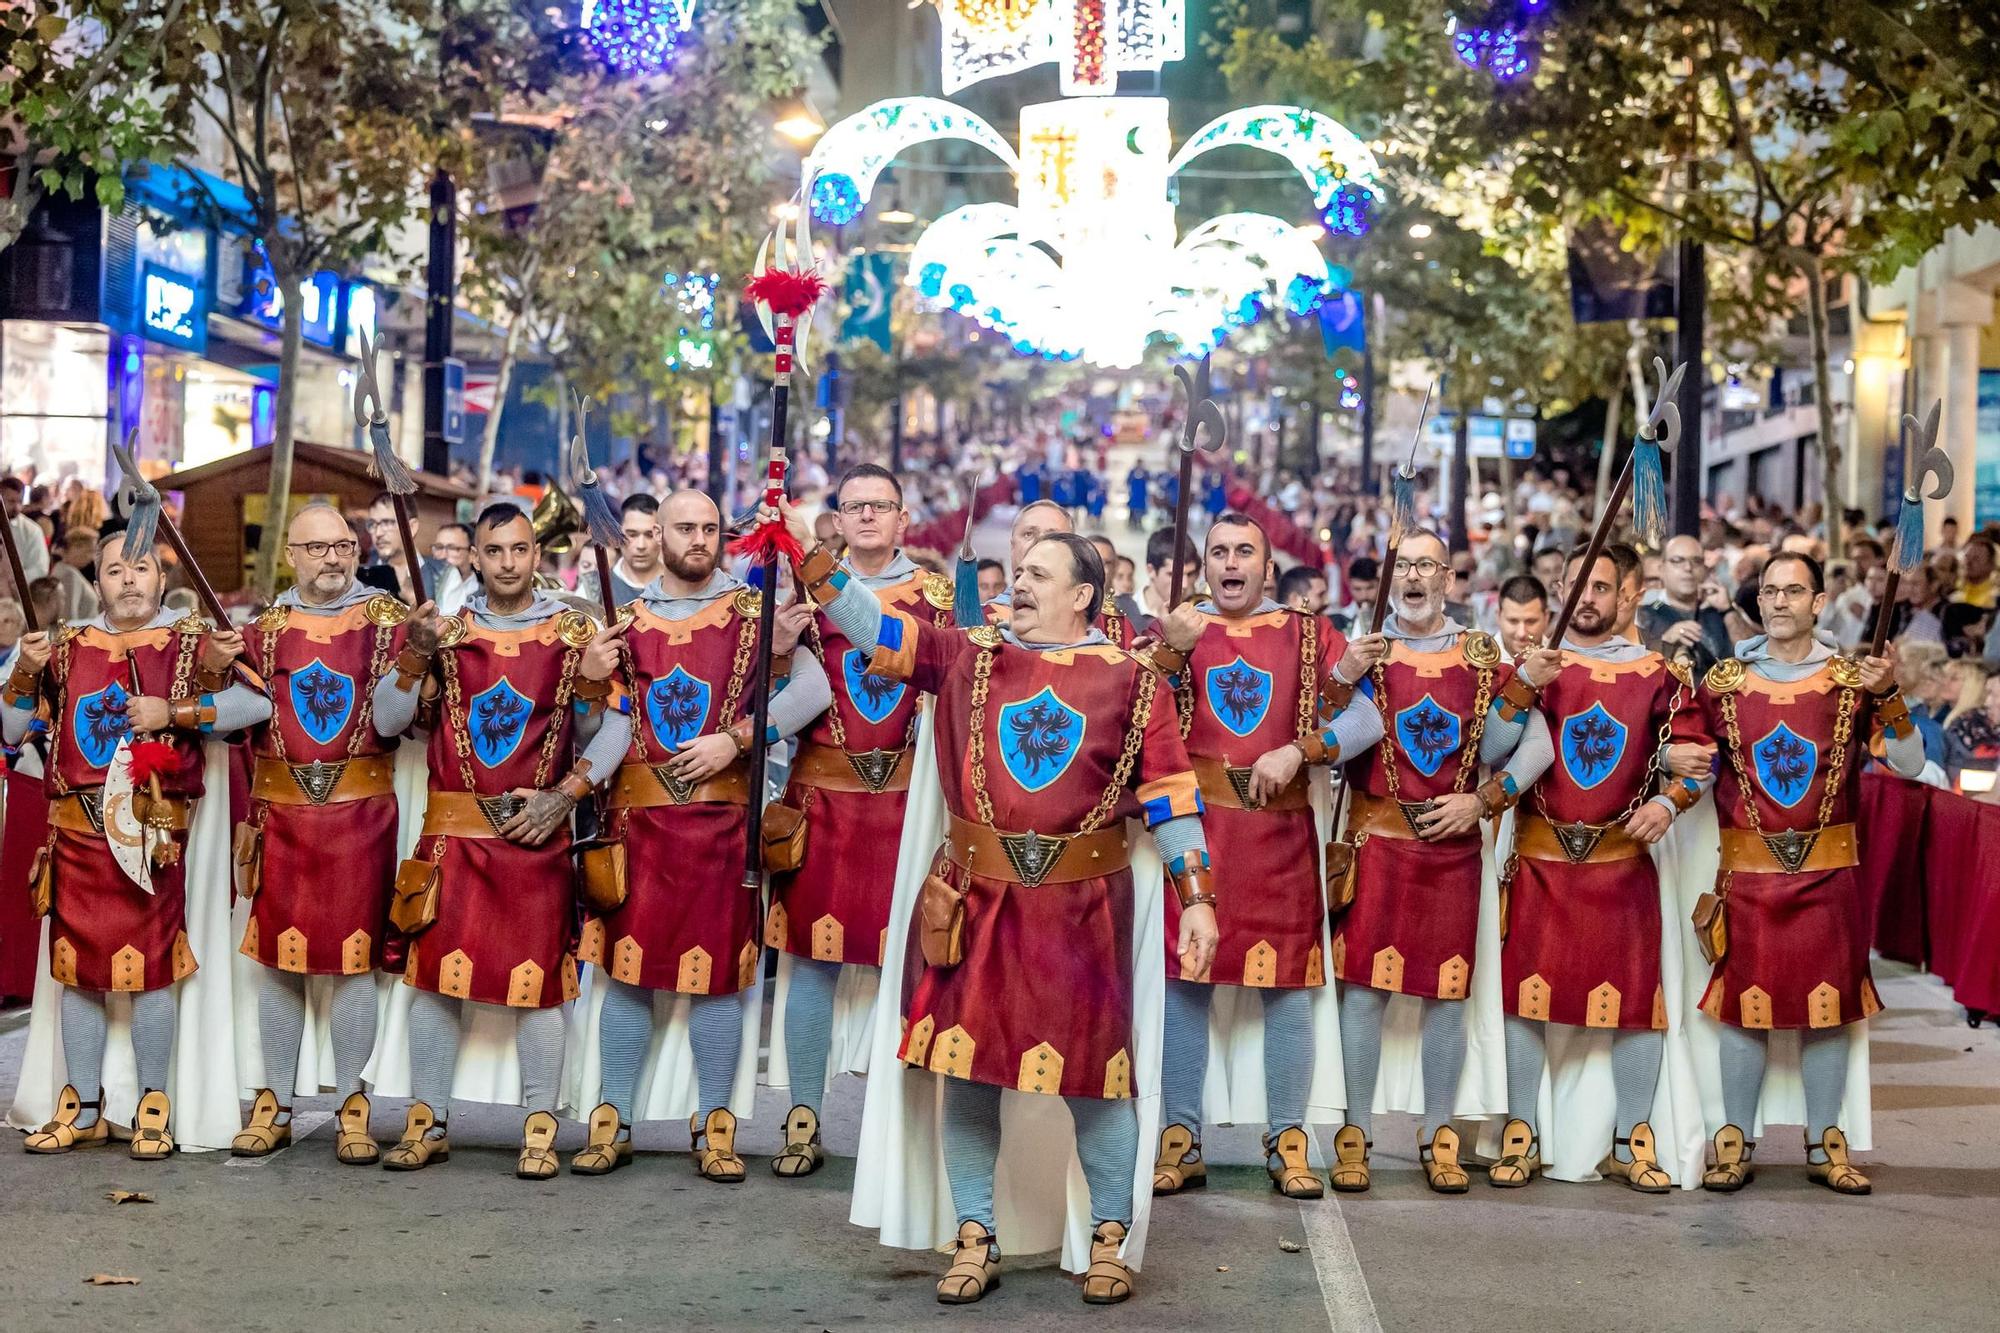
[1691,877,1729,966]
[233,822,263,900]
[390,857,441,936]
[28,839,54,919]
[917,857,968,969]
[761,801,808,874]
[1323,837,1359,916]
[575,838,629,915]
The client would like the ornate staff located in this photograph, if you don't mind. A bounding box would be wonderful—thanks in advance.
[1868,401,1952,657]
[566,391,628,624]
[1546,357,1685,647]
[1166,357,1227,608]
[1368,380,1432,635]
[952,454,986,628]
[114,430,233,630]
[354,329,427,605]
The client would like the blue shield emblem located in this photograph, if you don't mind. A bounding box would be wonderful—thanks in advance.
[1394,694,1462,778]
[1752,722,1818,808]
[645,666,711,751]
[466,677,532,769]
[996,686,1086,793]
[72,680,132,770]
[288,658,355,747]
[1205,656,1273,737]
[843,650,906,725]
[1559,702,1628,791]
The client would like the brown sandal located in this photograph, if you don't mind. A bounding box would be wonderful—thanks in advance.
[24,1085,109,1155]
[1152,1122,1206,1195]
[1599,1121,1671,1193]
[1701,1124,1754,1191]
[691,1107,745,1183]
[1487,1117,1542,1188]
[1082,1220,1134,1305]
[570,1102,632,1176]
[1330,1124,1371,1193]
[516,1110,560,1180]
[335,1092,379,1165]
[1419,1125,1469,1194]
[231,1088,293,1157]
[128,1089,174,1161]
[935,1221,1000,1304]
[381,1101,449,1171]
[1265,1125,1324,1199]
[1806,1127,1870,1195]
[770,1104,824,1178]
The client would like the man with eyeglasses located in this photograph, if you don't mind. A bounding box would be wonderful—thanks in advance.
[1638,534,1732,677]
[230,503,412,1164]
[1326,530,1533,1195]
[1691,552,1923,1197]
[362,493,445,607]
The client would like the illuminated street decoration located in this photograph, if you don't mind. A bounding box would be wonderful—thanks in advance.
[661,271,718,370]
[583,0,696,75]
[937,0,1185,96]
[804,98,1017,227]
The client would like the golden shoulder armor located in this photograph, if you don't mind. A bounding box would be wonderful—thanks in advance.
[363,595,408,628]
[174,614,213,635]
[1828,655,1864,689]
[733,588,763,620]
[434,614,470,650]
[56,622,84,644]
[967,625,1003,649]
[556,609,597,649]
[922,572,956,611]
[1665,654,1694,688]
[255,605,290,633]
[1461,630,1501,668]
[1704,658,1746,694]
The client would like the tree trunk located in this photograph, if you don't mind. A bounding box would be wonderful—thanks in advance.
[477,297,531,507]
[253,263,307,600]
[1594,371,1624,525]
[1797,251,1845,557]
[0,172,44,258]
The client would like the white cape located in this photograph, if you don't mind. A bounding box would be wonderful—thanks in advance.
[850,708,1167,1275]
[6,740,242,1151]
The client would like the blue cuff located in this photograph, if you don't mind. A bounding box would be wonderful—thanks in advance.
[198,692,218,733]
[877,611,905,654]
[1166,848,1212,878]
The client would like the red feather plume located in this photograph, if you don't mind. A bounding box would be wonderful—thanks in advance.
[744,267,827,320]
[727,524,807,564]
[126,739,181,787]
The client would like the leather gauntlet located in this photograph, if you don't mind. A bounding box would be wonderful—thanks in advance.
[1170,854,1217,910]
[1475,774,1519,818]
[798,544,842,602]
[170,696,216,731]
[572,674,613,702]
[1496,674,1539,723]
[1874,687,1912,729]
[1293,733,1331,765]
[556,762,596,804]
[393,645,432,689]
[3,664,40,707]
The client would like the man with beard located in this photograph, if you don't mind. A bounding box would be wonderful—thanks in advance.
[6,530,267,1157]
[1148,514,1384,1199]
[789,501,1215,1307]
[231,503,410,1163]
[979,500,1135,648]
[765,465,951,1178]
[1694,553,1923,1195]
[1488,544,1707,1190]
[1329,529,1530,1193]
[361,493,445,605]
[571,490,827,1180]
[369,504,629,1178]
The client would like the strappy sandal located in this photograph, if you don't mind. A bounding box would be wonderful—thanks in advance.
[1264,1125,1324,1199]
[1701,1124,1755,1192]
[570,1102,631,1176]
[1152,1122,1206,1195]
[517,1110,560,1180]
[770,1104,824,1178]
[1487,1117,1542,1188]
[336,1092,379,1165]
[1599,1121,1671,1193]
[1419,1125,1469,1194]
[1806,1127,1871,1195]
[231,1088,292,1157]
[690,1107,745,1183]
[381,1101,449,1171]
[128,1089,174,1161]
[1330,1124,1371,1193]
[936,1221,1000,1304]
[1082,1221,1134,1305]
[24,1084,109,1154]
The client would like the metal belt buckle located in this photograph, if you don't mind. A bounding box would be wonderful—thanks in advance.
[1761,828,1819,874]
[846,747,901,794]
[1224,766,1260,809]
[477,793,527,833]
[77,789,106,834]
[1553,821,1607,864]
[1396,800,1438,836]
[998,829,1071,888]
[649,764,695,805]
[288,759,348,806]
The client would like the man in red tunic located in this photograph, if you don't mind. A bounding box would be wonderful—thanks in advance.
[1492,543,1706,1190]
[230,503,408,1164]
[370,504,627,1179]
[1146,512,1378,1199]
[765,464,954,1179]
[5,530,266,1158]
[794,500,1216,1308]
[1330,529,1527,1194]
[569,489,826,1181]
[1694,552,1922,1195]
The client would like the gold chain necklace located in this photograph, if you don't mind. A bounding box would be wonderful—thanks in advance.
[966,642,1153,836]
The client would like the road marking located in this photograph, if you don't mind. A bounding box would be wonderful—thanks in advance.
[1300,1196,1382,1333]
[224,1111,332,1166]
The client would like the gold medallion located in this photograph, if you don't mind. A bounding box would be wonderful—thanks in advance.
[363,595,408,628]
[174,614,213,635]
[1704,659,1746,694]
[733,588,763,620]
[922,572,956,611]
[255,605,290,633]
[1665,654,1694,688]
[1461,630,1501,668]
[434,614,470,650]
[556,610,597,648]
[967,625,1003,649]
[1828,655,1864,690]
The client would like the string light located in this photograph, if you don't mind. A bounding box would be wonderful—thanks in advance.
[937,0,1184,96]
[584,0,695,75]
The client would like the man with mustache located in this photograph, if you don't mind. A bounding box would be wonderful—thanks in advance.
[570,489,827,1181]
[1693,552,1923,1195]
[1147,513,1385,1199]
[978,500,1135,648]
[369,504,629,1179]
[6,528,267,1158]
[231,503,411,1163]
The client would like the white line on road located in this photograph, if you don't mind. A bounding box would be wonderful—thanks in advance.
[1300,1196,1383,1333]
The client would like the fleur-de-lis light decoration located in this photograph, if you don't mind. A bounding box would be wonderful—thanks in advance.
[936,0,1186,96]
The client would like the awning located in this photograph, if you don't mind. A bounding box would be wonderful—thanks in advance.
[123,162,259,235]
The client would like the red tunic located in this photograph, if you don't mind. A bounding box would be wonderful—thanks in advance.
[240,599,405,976]
[768,570,953,967]
[1503,651,1696,1031]
[577,594,763,996]
[870,609,1202,1100]
[406,615,585,1009]
[1696,661,1885,1031]
[40,621,211,993]
[1166,607,1345,989]
[1333,634,1512,1000]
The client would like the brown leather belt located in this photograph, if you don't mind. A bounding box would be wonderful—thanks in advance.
[252,755,395,806]
[607,761,748,809]
[1346,790,1446,842]
[1192,756,1309,812]
[1719,823,1858,875]
[943,812,1130,886]
[50,788,190,834]
[1516,814,1645,864]
[792,741,913,794]
[419,790,523,839]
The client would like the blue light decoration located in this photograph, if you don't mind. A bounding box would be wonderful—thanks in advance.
[140,263,206,353]
[1321,181,1372,236]
[584,0,695,76]
[809,173,863,226]
[660,271,719,370]
[1450,10,1535,82]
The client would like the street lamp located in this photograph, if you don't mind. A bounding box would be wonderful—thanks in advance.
[775,99,825,144]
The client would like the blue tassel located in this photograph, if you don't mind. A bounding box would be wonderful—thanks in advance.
[1630,435,1667,549]
[578,481,623,550]
[1895,493,1925,572]
[953,555,983,628]
[1388,468,1417,542]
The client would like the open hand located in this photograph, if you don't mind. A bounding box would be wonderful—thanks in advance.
[1177,902,1218,982]
[1248,743,1304,804]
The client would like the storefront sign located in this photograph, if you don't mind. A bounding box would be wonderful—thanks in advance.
[140,263,207,353]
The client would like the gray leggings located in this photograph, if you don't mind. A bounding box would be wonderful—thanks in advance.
[256,969,379,1115]
[60,986,176,1128]
[1338,984,1466,1138]
[942,1078,1138,1237]
[407,990,566,1125]
[1719,1024,1850,1160]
